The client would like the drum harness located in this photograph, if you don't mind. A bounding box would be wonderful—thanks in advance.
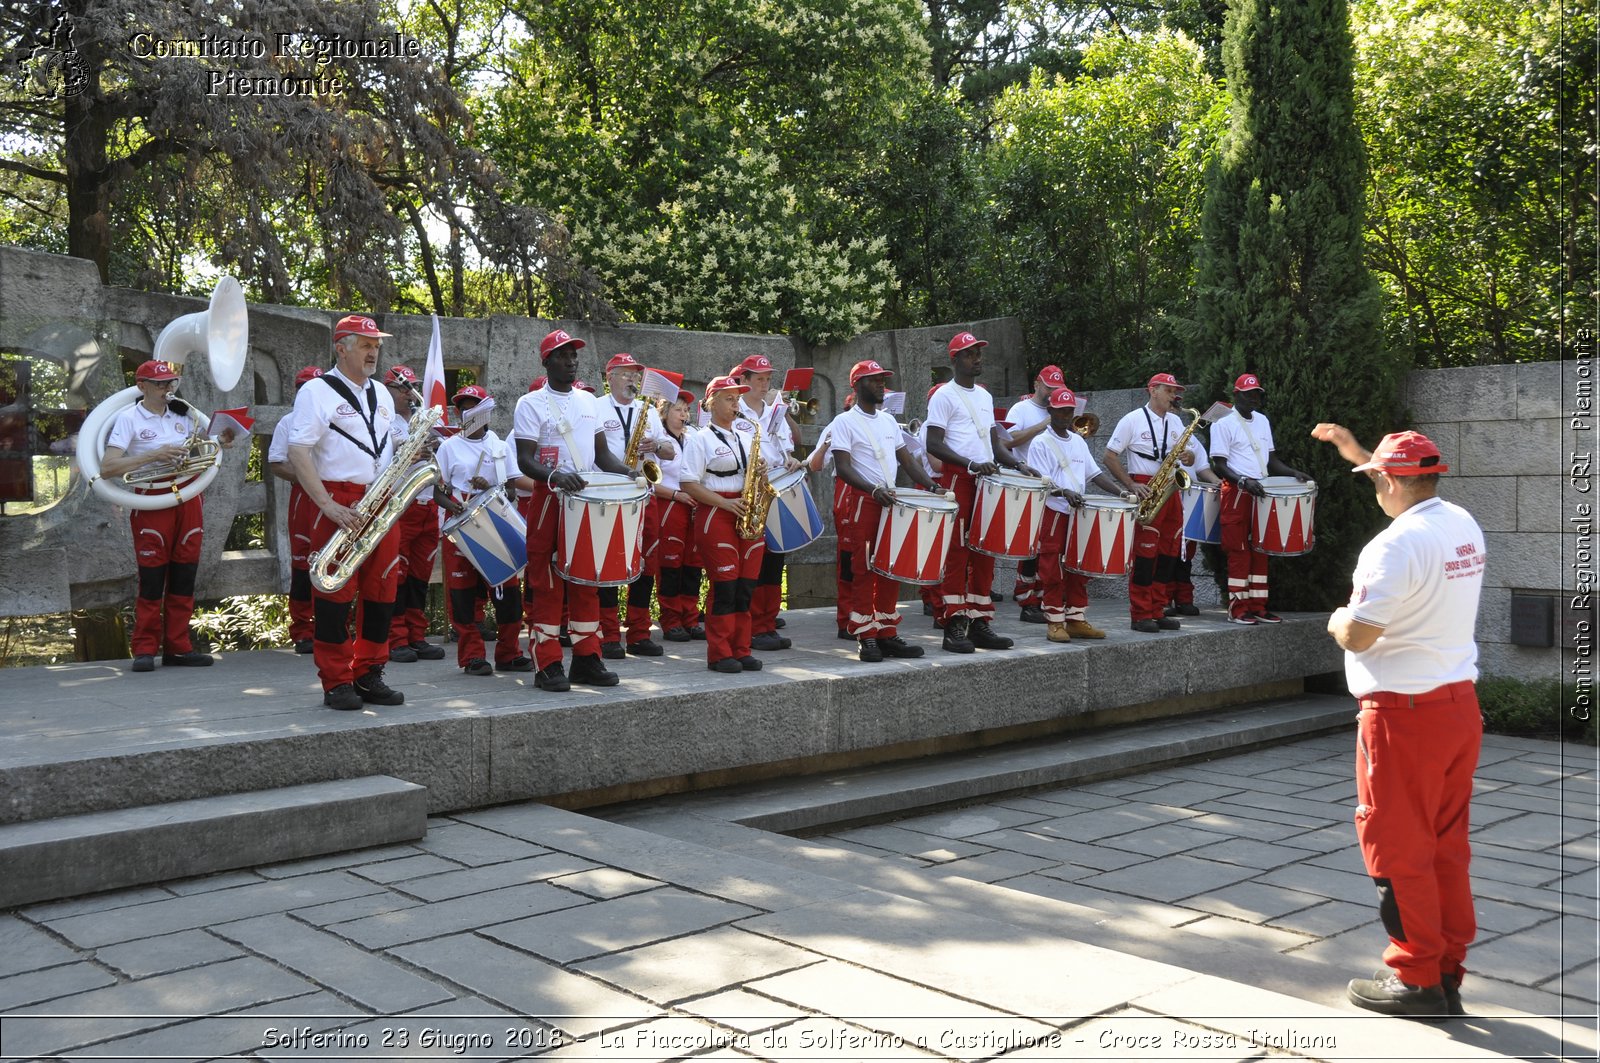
[1226,410,1270,485]
[946,384,995,469]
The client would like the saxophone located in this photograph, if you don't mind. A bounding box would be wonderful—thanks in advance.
[623,401,662,484]
[1135,406,1203,526]
[310,404,443,592]
[735,423,777,540]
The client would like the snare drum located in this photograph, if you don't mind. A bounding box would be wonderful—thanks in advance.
[870,489,960,586]
[764,467,825,554]
[1251,476,1317,556]
[1180,482,1222,545]
[556,472,650,587]
[1063,495,1137,578]
[967,472,1048,561]
[442,489,529,587]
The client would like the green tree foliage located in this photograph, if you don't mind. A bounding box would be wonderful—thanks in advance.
[1188,0,1399,610]
[1352,0,1593,366]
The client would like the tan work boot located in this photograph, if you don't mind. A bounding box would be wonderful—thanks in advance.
[1047,621,1072,643]
[1063,619,1106,639]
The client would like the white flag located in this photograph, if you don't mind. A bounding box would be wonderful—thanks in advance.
[422,315,449,422]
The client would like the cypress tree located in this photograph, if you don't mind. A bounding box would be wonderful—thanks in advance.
[1188,0,1401,610]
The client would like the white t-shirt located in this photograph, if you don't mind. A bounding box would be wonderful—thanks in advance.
[828,406,904,487]
[511,386,603,475]
[600,398,666,474]
[1344,496,1486,696]
[1005,396,1050,436]
[267,410,296,465]
[106,402,193,478]
[1027,428,1104,514]
[1106,405,1201,478]
[288,369,397,484]
[735,398,793,453]
[926,382,996,465]
[1208,410,1275,480]
[681,422,757,495]
[435,430,513,501]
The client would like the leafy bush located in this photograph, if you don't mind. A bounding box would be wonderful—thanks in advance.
[190,595,289,651]
[1477,675,1597,744]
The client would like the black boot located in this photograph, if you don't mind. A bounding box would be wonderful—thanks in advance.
[858,638,884,663]
[1346,972,1448,1022]
[942,617,975,654]
[569,654,620,687]
[968,619,1013,650]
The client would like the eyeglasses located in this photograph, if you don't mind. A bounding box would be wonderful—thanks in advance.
[141,379,179,389]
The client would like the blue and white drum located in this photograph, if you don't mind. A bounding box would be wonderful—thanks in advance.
[764,467,825,554]
[442,488,529,587]
[1180,482,1222,545]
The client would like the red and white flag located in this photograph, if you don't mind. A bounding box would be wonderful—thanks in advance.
[642,367,685,404]
[422,315,449,423]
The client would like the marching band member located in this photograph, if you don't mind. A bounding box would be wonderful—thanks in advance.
[1004,366,1066,625]
[1104,372,1202,634]
[806,393,857,641]
[434,385,535,675]
[1168,435,1222,617]
[1209,372,1311,624]
[99,358,237,671]
[829,360,942,662]
[286,315,406,710]
[731,354,801,651]
[651,389,705,642]
[268,365,323,654]
[923,331,1032,654]
[915,383,946,626]
[680,375,767,674]
[1026,386,1128,643]
[380,365,446,663]
[597,353,674,658]
[512,329,633,692]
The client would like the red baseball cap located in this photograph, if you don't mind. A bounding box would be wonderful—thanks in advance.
[849,360,894,386]
[843,393,857,409]
[1037,365,1065,388]
[539,329,585,360]
[453,384,489,405]
[135,359,181,381]
[1234,373,1264,392]
[574,379,596,394]
[734,354,775,376]
[294,366,323,387]
[382,366,418,387]
[927,383,943,401]
[948,332,987,356]
[1047,386,1078,410]
[705,375,750,401]
[333,314,391,340]
[1147,372,1186,391]
[1352,431,1450,476]
[604,352,644,373]
[529,376,545,392]
[674,388,697,405]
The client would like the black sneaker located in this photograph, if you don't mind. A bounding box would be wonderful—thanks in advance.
[968,619,1013,650]
[463,658,494,676]
[775,616,786,629]
[497,656,534,673]
[990,591,1003,602]
[859,638,884,663]
[570,654,619,686]
[535,662,570,691]
[1346,972,1448,1022]
[293,639,314,655]
[1131,619,1161,633]
[942,617,975,654]
[1018,606,1048,624]
[410,640,446,660]
[709,657,742,674]
[600,641,626,660]
[663,627,692,643]
[878,635,924,659]
[162,651,214,667]
[354,667,404,705]
[1256,611,1284,623]
[626,639,664,657]
[687,626,706,640]
[751,632,791,651]
[1166,603,1200,617]
[838,627,855,640]
[1155,616,1181,630]
[1441,973,1466,1017]
[131,655,155,673]
[738,656,763,671]
[324,683,363,710]
[389,645,419,663]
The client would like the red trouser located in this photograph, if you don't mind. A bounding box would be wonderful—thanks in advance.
[307,481,401,690]
[697,498,765,663]
[523,483,600,669]
[1219,481,1270,618]
[835,486,901,638]
[1013,558,1040,608]
[653,497,702,632]
[937,467,995,622]
[129,494,204,656]
[389,499,440,648]
[833,479,854,632]
[287,483,315,643]
[1355,682,1482,988]
[443,538,524,666]
[1128,474,1181,622]
[600,496,662,645]
[1036,508,1089,624]
[1171,538,1197,606]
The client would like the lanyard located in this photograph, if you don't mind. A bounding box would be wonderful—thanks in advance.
[319,373,387,470]
[708,425,748,475]
[1141,406,1169,460]
[614,400,633,441]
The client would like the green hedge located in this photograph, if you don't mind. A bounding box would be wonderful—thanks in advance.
[1477,675,1596,745]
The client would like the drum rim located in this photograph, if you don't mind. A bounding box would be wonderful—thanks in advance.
[888,487,960,513]
[442,488,511,531]
[768,466,810,491]
[980,470,1048,491]
[1256,475,1317,496]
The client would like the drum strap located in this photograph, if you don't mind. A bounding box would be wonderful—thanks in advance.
[542,387,589,473]
[1229,411,1270,476]
[863,411,896,486]
[947,385,994,463]
[1038,430,1085,493]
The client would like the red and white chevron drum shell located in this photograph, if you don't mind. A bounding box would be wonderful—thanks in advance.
[870,488,960,586]
[1251,476,1317,556]
[1063,495,1137,578]
[966,472,1047,561]
[555,472,650,587]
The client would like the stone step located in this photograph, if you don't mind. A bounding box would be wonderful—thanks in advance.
[0,776,426,908]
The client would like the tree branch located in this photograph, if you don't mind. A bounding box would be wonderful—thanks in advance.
[0,157,64,184]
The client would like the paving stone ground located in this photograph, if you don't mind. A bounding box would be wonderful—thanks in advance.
[0,735,1594,1062]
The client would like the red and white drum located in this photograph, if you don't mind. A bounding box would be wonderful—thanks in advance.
[966,471,1047,561]
[555,472,650,587]
[1251,476,1317,556]
[870,488,959,586]
[1063,495,1137,578]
